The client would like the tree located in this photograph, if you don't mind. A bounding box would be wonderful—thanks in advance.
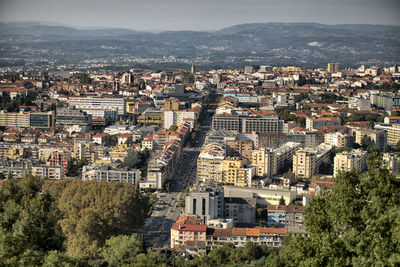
[66,158,88,177]
[43,180,151,257]
[99,234,145,266]
[256,208,268,222]
[279,152,400,266]
[80,73,92,84]
[0,173,5,180]
[0,175,64,265]
[105,135,118,147]
[360,134,373,149]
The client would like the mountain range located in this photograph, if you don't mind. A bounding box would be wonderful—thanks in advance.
[0,22,399,71]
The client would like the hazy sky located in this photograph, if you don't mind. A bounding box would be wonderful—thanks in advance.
[0,0,399,31]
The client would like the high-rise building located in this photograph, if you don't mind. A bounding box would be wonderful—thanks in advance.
[56,108,92,127]
[49,151,70,174]
[333,149,367,177]
[252,142,300,177]
[185,186,224,222]
[293,143,332,179]
[305,117,341,130]
[69,96,126,116]
[197,144,225,183]
[212,114,283,133]
[0,110,29,127]
[354,128,387,150]
[164,97,180,111]
[327,63,339,73]
[221,158,252,187]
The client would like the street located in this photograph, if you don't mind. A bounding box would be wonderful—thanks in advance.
[142,96,217,248]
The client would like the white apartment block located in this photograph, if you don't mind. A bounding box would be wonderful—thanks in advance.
[31,165,64,180]
[333,149,367,177]
[293,143,332,179]
[81,108,118,121]
[69,96,126,116]
[348,97,371,111]
[82,166,140,184]
[306,117,341,130]
[164,110,196,129]
[252,142,300,177]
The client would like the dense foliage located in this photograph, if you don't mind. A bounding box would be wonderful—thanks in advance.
[43,180,151,257]
[0,175,65,265]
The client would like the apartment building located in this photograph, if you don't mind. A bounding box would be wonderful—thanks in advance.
[31,165,64,180]
[226,136,254,163]
[327,63,339,73]
[267,205,305,228]
[170,217,207,249]
[353,128,387,150]
[82,165,140,184]
[252,142,300,177]
[293,143,332,179]
[325,132,353,148]
[69,96,126,116]
[141,139,183,189]
[386,124,400,145]
[305,117,341,130]
[197,144,225,183]
[126,100,152,114]
[82,108,117,121]
[0,110,29,127]
[0,159,32,179]
[109,144,139,167]
[333,149,368,177]
[224,185,296,207]
[371,94,400,110]
[164,97,180,111]
[56,108,92,128]
[137,108,164,126]
[49,151,70,174]
[212,114,283,133]
[221,158,255,187]
[164,110,196,129]
[207,227,286,249]
[224,197,257,224]
[171,216,287,252]
[348,96,371,111]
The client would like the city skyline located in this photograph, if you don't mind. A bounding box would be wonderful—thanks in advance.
[1,0,400,31]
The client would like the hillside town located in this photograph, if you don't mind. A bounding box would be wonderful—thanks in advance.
[1,63,400,255]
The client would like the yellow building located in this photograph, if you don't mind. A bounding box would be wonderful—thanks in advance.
[164,97,180,111]
[327,63,339,73]
[293,149,316,179]
[387,124,400,146]
[222,158,247,187]
[109,144,138,167]
[137,108,163,125]
[6,147,25,159]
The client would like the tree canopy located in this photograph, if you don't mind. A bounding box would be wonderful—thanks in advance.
[43,180,151,257]
[278,152,400,266]
[0,175,64,265]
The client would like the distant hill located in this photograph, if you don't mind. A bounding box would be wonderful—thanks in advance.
[0,22,399,70]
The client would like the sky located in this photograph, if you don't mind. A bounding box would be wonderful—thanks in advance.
[0,0,399,31]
